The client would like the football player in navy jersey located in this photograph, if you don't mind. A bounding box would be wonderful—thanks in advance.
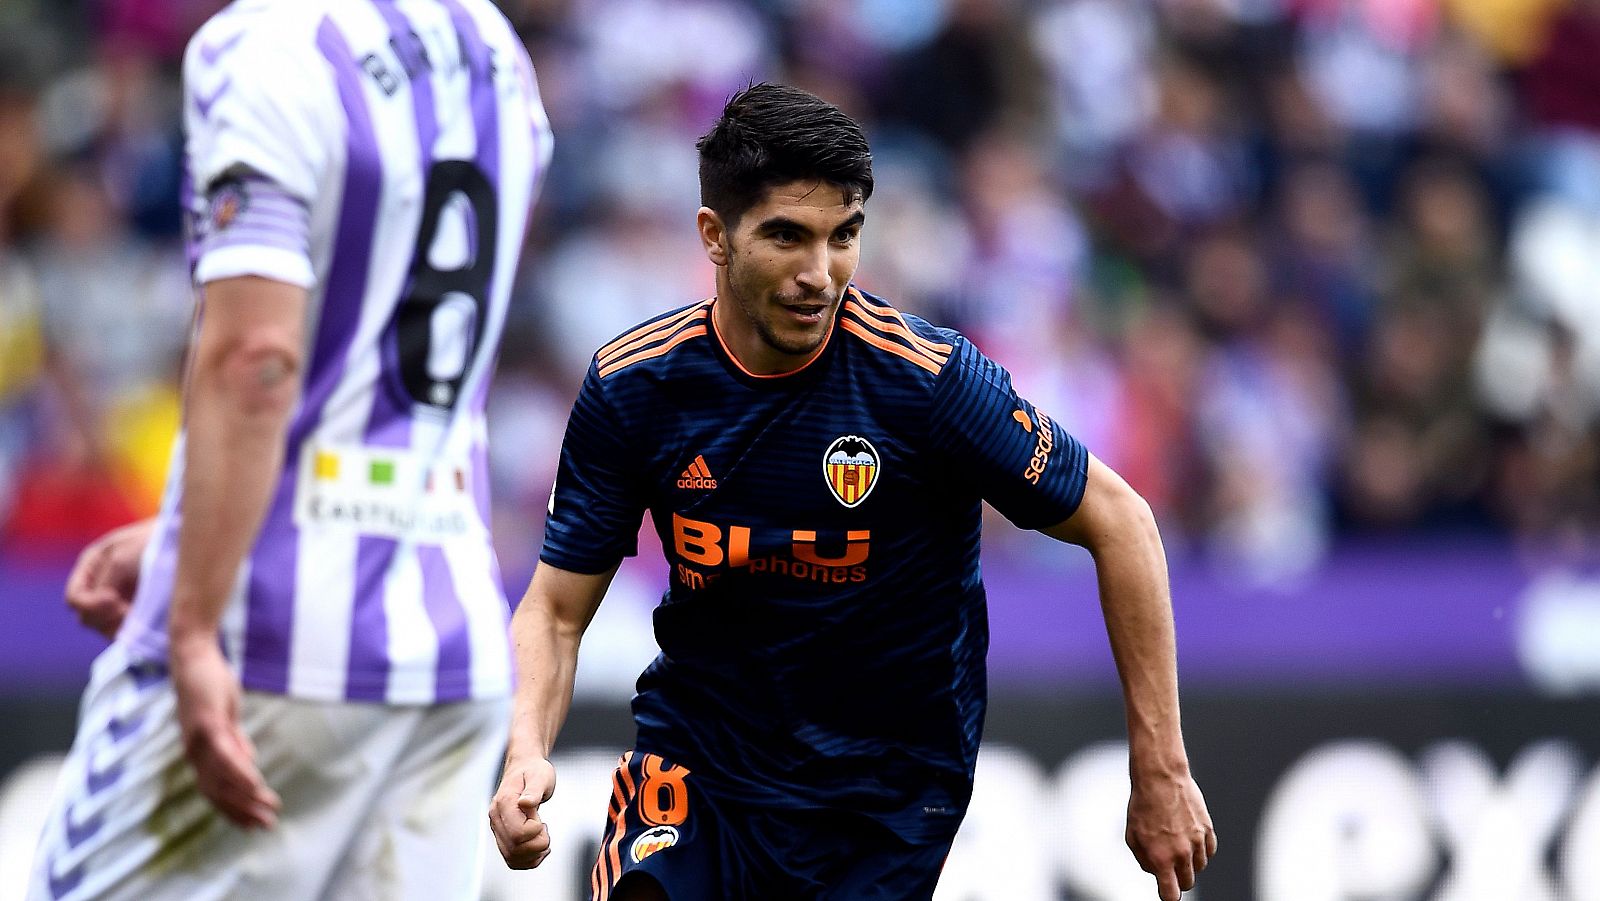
[489,83,1215,901]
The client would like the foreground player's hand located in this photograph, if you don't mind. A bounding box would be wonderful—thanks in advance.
[171,637,281,830]
[1126,769,1216,901]
[65,517,156,639]
[490,756,556,869]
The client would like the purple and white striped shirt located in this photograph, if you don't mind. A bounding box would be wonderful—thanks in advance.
[119,0,552,704]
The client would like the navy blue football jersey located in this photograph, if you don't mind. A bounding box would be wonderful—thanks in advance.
[540,286,1088,844]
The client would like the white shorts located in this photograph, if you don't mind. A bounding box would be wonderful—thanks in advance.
[28,644,509,901]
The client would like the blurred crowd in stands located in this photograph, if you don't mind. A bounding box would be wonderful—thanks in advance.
[2,0,1599,582]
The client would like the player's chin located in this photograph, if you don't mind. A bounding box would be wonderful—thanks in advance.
[771,326,828,357]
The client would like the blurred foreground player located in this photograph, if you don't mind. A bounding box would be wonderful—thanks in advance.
[489,83,1214,901]
[32,1,551,898]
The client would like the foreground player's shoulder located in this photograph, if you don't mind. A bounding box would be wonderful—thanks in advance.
[184,0,324,76]
[182,4,342,209]
[591,299,716,382]
[838,287,961,382]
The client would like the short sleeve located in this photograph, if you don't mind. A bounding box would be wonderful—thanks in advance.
[183,22,335,288]
[539,362,650,574]
[929,338,1090,530]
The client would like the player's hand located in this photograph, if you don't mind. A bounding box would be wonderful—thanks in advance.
[171,637,281,830]
[1126,768,1216,901]
[489,755,556,869]
[64,517,156,639]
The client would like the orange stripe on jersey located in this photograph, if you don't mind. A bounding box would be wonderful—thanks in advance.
[844,299,951,362]
[597,304,710,366]
[839,318,943,375]
[846,288,953,356]
[598,324,708,378]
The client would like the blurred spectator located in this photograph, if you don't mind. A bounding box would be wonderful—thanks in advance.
[1111,305,1208,529]
[1184,230,1345,580]
[876,0,1041,155]
[1269,158,1376,354]
[1444,0,1566,66]
[1126,55,1252,231]
[1032,0,1158,174]
[0,253,45,531]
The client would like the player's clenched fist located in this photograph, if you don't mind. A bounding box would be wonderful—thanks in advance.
[490,756,557,869]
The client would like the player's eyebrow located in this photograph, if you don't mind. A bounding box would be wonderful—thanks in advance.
[832,211,866,233]
[755,211,866,236]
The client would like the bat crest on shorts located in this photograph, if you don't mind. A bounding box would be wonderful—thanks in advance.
[631,825,680,863]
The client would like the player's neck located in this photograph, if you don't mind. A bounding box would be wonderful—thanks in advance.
[710,291,829,377]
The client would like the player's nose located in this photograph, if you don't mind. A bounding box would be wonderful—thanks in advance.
[794,242,830,293]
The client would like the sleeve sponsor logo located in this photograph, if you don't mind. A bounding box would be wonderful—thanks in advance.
[1020,408,1055,485]
[824,435,880,508]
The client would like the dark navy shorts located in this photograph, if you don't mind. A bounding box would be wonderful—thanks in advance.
[588,751,952,901]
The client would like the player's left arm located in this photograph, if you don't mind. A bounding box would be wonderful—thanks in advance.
[1043,454,1217,901]
[168,274,305,830]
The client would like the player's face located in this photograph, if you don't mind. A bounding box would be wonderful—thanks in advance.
[700,180,864,374]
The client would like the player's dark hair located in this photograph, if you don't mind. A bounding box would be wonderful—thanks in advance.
[697,83,873,227]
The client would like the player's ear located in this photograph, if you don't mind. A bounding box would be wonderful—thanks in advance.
[697,207,728,266]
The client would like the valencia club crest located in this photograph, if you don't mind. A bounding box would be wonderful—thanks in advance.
[630,825,679,863]
[824,435,880,508]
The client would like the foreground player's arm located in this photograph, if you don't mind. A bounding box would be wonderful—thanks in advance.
[490,561,618,869]
[168,275,305,830]
[1045,455,1216,901]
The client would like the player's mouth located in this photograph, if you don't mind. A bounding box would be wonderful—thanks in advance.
[779,300,829,326]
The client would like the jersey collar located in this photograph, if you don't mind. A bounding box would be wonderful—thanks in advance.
[707,294,840,387]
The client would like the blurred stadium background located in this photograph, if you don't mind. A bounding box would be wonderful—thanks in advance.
[3,0,1600,897]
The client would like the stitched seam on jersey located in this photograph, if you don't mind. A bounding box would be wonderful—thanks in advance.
[839,318,943,374]
[597,301,710,365]
[598,324,708,378]
[842,301,951,363]
[846,288,954,356]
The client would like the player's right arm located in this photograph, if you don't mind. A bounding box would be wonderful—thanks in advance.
[490,358,647,869]
[491,561,618,869]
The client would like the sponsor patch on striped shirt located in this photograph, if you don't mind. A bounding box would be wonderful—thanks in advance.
[293,443,478,541]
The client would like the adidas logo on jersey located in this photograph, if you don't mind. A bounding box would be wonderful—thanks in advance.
[677,455,718,490]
